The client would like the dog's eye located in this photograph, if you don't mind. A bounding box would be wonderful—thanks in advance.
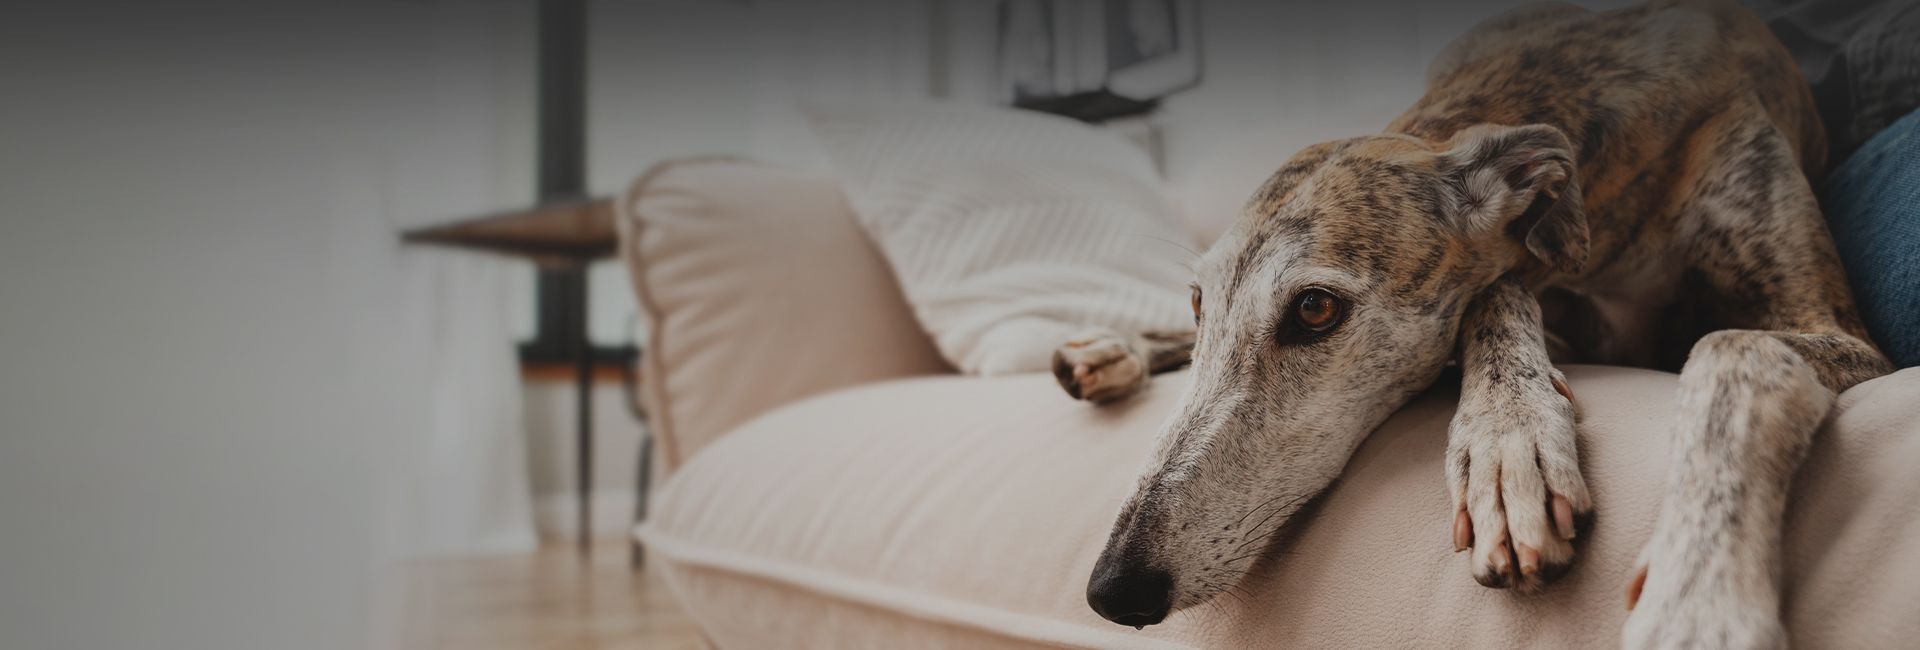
[1190,285,1202,324]
[1293,288,1344,333]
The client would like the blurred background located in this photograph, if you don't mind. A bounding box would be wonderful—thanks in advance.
[8,0,1889,648]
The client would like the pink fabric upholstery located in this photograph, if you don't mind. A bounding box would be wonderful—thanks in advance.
[638,366,1920,648]
[619,159,951,471]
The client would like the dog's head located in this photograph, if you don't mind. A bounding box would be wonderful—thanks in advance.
[1087,124,1587,627]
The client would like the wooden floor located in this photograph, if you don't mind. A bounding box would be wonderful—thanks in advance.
[392,538,705,650]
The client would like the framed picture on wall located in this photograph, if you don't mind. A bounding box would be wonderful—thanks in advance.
[997,0,1061,102]
[1104,0,1201,99]
[994,0,1201,122]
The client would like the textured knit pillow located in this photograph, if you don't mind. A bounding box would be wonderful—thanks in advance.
[803,101,1195,375]
[1824,107,1920,368]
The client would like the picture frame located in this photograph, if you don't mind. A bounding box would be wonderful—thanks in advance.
[994,0,1202,122]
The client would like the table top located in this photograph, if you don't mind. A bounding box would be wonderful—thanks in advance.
[402,196,617,266]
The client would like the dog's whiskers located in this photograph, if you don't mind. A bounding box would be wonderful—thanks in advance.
[1224,512,1307,563]
[1228,489,1300,531]
[1126,232,1202,271]
[1230,492,1312,551]
[1220,546,1277,567]
[1216,585,1249,607]
[1225,583,1257,608]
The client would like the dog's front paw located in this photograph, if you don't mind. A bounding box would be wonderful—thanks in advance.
[1448,372,1592,592]
[1622,549,1785,650]
[1052,329,1147,404]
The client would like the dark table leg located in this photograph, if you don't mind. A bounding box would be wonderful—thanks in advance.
[620,344,651,568]
[631,428,650,567]
[527,264,595,558]
[574,268,593,558]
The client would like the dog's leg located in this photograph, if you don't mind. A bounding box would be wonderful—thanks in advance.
[1623,97,1892,649]
[1449,275,1592,592]
[1622,329,1885,649]
[1052,329,1193,403]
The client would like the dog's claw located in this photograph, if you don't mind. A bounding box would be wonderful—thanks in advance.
[1626,564,1647,611]
[1485,541,1513,587]
[1552,375,1575,403]
[1552,494,1576,540]
[1453,508,1473,552]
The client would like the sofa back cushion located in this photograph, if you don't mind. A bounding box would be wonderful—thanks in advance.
[619,158,951,471]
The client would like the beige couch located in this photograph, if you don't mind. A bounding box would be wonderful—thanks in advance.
[621,158,1920,649]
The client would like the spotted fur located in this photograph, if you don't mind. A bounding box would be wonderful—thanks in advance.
[1057,0,1893,643]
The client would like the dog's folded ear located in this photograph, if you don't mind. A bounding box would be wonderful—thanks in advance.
[1438,124,1590,274]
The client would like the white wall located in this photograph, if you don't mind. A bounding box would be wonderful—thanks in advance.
[0,2,535,648]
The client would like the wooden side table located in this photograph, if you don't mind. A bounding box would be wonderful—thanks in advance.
[403,196,652,564]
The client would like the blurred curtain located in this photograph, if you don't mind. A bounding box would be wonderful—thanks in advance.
[0,2,542,648]
[351,1,541,559]
[386,253,540,556]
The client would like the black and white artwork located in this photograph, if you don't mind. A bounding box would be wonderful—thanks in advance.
[999,0,1060,102]
[995,0,1200,121]
[1105,0,1177,70]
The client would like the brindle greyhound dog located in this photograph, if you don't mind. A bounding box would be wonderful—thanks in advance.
[1050,0,1892,646]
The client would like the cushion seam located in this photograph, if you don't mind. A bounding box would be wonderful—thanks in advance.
[635,524,1194,650]
[619,155,747,472]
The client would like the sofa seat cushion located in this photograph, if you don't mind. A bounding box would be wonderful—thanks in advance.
[636,366,1920,648]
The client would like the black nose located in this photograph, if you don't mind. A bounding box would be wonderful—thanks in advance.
[1087,566,1173,629]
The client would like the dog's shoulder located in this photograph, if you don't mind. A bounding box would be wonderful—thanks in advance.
[1395,0,1814,171]
[1424,2,1591,87]
[1428,0,1742,85]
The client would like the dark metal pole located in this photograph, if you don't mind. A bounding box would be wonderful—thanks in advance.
[537,0,586,202]
[536,0,591,557]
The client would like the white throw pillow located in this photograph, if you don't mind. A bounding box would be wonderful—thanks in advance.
[804,101,1197,375]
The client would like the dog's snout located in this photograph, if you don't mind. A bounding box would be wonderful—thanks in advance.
[1087,564,1173,629]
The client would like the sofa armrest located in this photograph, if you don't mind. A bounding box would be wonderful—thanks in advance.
[619,158,951,472]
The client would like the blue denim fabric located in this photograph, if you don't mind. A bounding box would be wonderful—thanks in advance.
[1824,107,1920,368]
